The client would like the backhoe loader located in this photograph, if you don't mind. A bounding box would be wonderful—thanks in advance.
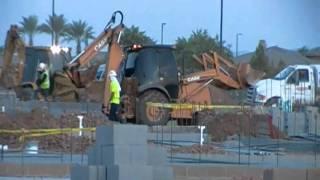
[1,11,263,125]
[0,25,70,100]
[57,10,264,125]
[0,11,124,102]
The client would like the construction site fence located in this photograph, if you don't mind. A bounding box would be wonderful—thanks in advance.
[0,101,319,169]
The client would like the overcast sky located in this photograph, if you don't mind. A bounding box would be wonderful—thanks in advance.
[1,0,319,54]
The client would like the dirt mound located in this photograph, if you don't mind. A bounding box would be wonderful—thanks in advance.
[197,111,272,141]
[209,85,239,105]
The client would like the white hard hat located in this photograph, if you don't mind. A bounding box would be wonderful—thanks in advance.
[37,63,46,71]
[108,70,117,77]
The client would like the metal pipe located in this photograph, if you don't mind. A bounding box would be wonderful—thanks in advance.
[52,0,55,46]
[236,33,242,57]
[219,0,223,53]
[161,23,166,44]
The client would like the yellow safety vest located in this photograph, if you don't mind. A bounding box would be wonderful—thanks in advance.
[110,80,120,104]
[40,70,50,89]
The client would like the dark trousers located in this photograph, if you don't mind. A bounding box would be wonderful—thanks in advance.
[109,103,119,122]
[35,88,49,101]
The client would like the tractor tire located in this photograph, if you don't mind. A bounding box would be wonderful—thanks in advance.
[265,97,281,107]
[18,87,35,101]
[137,90,170,126]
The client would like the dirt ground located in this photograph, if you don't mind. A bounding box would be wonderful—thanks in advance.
[0,109,111,153]
[170,144,225,154]
[198,110,285,141]
[0,108,286,153]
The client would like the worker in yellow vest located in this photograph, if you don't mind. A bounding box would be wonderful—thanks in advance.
[106,70,121,121]
[35,62,50,101]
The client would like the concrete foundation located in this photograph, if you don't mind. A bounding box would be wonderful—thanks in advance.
[72,124,173,180]
[271,107,320,137]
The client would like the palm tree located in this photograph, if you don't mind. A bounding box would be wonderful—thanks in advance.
[64,20,94,54]
[83,26,95,47]
[20,15,39,46]
[121,25,155,47]
[38,14,68,45]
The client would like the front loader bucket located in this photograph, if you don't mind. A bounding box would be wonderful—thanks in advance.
[52,72,79,101]
[237,63,265,88]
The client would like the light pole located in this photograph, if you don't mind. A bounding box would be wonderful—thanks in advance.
[220,0,223,53]
[52,0,55,46]
[161,23,166,44]
[236,33,242,57]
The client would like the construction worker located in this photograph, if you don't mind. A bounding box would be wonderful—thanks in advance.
[35,62,50,101]
[105,70,121,121]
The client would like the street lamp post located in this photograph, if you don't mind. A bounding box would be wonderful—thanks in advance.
[52,0,55,46]
[220,0,223,53]
[236,33,243,57]
[161,23,166,44]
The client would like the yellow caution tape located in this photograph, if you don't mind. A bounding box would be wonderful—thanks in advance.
[147,102,249,110]
[0,127,96,134]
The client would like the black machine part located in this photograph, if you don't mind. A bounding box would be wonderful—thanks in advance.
[123,45,179,99]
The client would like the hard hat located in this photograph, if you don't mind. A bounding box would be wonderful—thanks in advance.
[108,70,117,77]
[37,63,46,71]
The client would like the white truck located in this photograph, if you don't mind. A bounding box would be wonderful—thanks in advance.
[247,64,320,109]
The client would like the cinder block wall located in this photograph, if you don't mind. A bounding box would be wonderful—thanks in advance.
[173,166,320,180]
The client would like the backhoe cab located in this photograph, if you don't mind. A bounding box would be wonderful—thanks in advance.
[119,44,179,125]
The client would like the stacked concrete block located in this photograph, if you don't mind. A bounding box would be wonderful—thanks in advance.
[173,166,264,180]
[307,168,320,180]
[71,165,107,180]
[305,106,320,136]
[72,124,173,180]
[263,168,307,180]
[287,112,306,137]
[0,89,17,114]
[17,101,102,117]
[271,108,287,132]
[147,145,168,165]
[89,125,148,166]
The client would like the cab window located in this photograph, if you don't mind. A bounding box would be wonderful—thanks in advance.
[298,69,309,82]
[287,69,309,84]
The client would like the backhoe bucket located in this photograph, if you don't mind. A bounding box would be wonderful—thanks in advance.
[237,63,265,88]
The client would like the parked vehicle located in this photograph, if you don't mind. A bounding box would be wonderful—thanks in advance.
[247,64,320,109]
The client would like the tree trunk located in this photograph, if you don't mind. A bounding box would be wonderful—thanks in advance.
[29,34,33,46]
[76,39,81,54]
[55,34,59,45]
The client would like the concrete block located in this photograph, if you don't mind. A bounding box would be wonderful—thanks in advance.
[307,168,320,180]
[71,165,89,180]
[87,145,97,165]
[271,108,286,132]
[225,167,264,180]
[96,124,148,146]
[186,166,208,177]
[106,165,119,180]
[153,166,174,180]
[0,164,69,177]
[147,145,167,165]
[88,166,107,180]
[287,112,307,136]
[0,90,17,114]
[95,144,148,165]
[172,166,187,177]
[71,165,107,180]
[306,108,320,136]
[265,168,307,180]
[107,165,153,180]
[206,167,227,177]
